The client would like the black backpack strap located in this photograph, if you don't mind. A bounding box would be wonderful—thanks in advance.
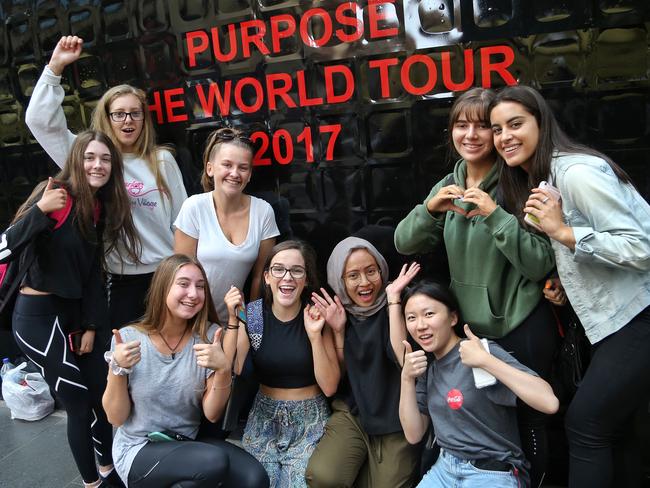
[246,298,264,352]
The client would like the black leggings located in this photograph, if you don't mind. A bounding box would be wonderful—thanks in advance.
[565,306,650,488]
[496,299,558,488]
[106,272,154,331]
[12,293,113,483]
[128,436,270,488]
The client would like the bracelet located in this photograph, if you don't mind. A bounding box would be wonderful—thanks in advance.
[387,300,401,306]
[226,324,240,330]
[104,351,132,376]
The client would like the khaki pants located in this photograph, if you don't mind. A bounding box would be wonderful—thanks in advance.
[305,399,419,488]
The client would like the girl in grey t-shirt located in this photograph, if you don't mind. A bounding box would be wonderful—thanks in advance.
[398,281,559,488]
[102,254,268,487]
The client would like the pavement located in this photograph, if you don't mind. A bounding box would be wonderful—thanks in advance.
[1,398,647,488]
[0,401,83,488]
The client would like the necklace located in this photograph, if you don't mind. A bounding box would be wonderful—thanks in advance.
[158,326,190,359]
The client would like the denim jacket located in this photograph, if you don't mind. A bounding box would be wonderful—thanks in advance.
[550,153,650,344]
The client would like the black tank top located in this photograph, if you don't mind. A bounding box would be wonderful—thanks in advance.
[251,304,317,388]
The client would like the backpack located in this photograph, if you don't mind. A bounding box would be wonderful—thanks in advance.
[245,298,264,352]
[0,194,74,330]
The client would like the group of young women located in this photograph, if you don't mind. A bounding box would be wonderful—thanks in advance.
[2,34,648,488]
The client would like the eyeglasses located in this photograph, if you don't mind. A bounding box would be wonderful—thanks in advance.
[344,267,381,285]
[109,111,144,122]
[269,265,306,280]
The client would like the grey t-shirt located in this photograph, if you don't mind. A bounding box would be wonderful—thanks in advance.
[110,325,217,484]
[416,341,537,470]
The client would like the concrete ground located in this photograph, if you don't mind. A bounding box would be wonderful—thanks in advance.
[0,401,83,488]
[1,398,647,488]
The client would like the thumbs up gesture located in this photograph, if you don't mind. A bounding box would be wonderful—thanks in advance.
[459,324,489,368]
[112,329,141,368]
[37,178,67,214]
[401,340,428,380]
[193,327,229,373]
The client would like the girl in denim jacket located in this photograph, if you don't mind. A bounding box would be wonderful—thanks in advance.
[490,85,650,488]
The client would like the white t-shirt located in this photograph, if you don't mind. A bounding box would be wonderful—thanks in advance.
[174,192,279,323]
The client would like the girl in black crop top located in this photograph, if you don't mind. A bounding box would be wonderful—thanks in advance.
[1,130,138,488]
[232,240,340,488]
[306,237,422,488]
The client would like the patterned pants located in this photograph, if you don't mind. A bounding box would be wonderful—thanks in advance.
[12,294,113,483]
[243,391,330,488]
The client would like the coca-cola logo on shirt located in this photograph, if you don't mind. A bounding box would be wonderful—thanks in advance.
[447,388,464,410]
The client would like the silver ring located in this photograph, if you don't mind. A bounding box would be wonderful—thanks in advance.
[542,197,550,203]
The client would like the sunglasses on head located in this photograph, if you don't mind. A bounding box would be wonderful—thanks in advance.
[212,128,253,146]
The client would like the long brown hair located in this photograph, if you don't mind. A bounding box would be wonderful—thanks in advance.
[91,84,172,201]
[14,130,140,262]
[489,85,632,220]
[201,127,254,192]
[135,254,219,342]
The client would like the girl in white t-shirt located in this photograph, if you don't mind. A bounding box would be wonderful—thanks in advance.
[174,128,279,323]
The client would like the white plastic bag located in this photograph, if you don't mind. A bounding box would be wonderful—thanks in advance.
[1,362,54,421]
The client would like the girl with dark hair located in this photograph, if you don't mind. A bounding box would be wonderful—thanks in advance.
[102,254,268,488]
[399,281,558,488]
[232,240,339,487]
[3,130,138,487]
[306,237,421,488]
[174,127,279,324]
[26,35,187,329]
[394,88,557,487]
[490,84,650,488]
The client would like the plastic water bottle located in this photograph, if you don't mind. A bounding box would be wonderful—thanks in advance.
[0,357,14,379]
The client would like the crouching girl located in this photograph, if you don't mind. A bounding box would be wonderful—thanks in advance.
[399,281,559,488]
[102,254,268,487]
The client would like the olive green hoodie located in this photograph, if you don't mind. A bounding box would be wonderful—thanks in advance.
[394,160,555,338]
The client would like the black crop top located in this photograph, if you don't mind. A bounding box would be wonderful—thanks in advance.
[251,303,317,388]
[0,202,107,331]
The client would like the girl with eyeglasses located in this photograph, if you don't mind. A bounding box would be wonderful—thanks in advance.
[26,36,188,329]
[174,127,279,325]
[230,240,339,487]
[306,237,421,488]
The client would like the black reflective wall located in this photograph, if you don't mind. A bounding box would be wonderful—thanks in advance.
[0,0,649,247]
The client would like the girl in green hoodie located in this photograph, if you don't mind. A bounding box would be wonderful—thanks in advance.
[394,88,556,487]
